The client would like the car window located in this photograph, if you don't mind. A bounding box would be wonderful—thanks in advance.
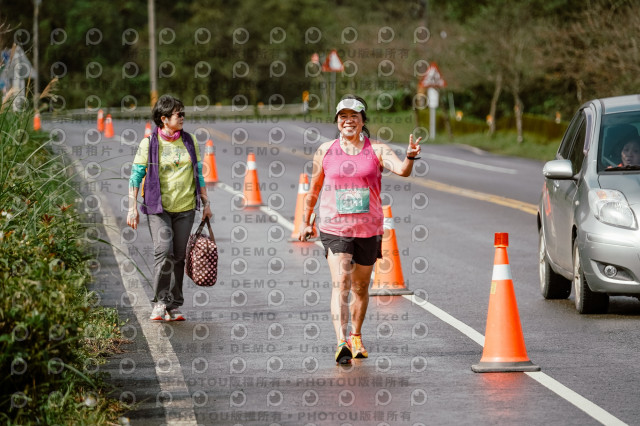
[568,119,587,173]
[598,117,640,171]
[558,110,584,160]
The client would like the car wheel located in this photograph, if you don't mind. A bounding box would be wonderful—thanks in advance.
[573,239,609,314]
[539,228,571,299]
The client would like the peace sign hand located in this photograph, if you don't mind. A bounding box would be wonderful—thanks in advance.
[407,134,422,159]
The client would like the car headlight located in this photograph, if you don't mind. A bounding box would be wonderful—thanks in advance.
[588,189,638,229]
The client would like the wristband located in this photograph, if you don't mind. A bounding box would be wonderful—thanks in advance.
[407,156,421,160]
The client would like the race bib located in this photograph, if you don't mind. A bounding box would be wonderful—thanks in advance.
[336,187,370,214]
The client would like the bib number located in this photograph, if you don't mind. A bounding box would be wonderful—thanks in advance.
[336,188,370,214]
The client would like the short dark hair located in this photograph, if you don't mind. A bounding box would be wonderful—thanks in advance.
[334,94,370,138]
[152,95,184,126]
[623,138,640,148]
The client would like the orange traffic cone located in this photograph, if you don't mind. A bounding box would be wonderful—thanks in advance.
[203,139,218,184]
[33,112,41,131]
[243,153,262,207]
[370,205,413,296]
[291,173,317,240]
[104,114,114,138]
[97,109,104,132]
[472,233,540,373]
[144,121,152,138]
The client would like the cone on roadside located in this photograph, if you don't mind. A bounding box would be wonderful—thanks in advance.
[104,114,114,138]
[243,153,262,207]
[97,109,104,132]
[33,112,41,131]
[370,205,413,296]
[144,121,152,138]
[291,173,317,240]
[203,139,218,184]
[472,233,540,373]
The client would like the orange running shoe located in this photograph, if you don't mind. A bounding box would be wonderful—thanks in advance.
[349,333,368,358]
[335,340,352,364]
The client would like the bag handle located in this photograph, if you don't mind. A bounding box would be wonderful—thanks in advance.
[195,217,216,243]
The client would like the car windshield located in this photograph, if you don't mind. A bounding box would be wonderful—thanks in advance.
[598,112,640,172]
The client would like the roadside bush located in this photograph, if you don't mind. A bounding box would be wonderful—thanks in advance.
[428,111,568,143]
[0,101,127,423]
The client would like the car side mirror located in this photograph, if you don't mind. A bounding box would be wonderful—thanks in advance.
[543,159,574,180]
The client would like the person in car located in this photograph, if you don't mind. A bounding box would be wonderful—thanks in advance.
[619,138,640,166]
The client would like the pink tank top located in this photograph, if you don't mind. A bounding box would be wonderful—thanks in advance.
[319,138,383,237]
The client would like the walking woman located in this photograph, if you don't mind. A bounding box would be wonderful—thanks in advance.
[299,94,421,364]
[127,94,212,321]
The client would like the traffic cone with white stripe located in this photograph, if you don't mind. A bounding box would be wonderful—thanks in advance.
[104,114,114,138]
[97,109,104,132]
[203,139,218,184]
[472,233,540,373]
[370,205,413,296]
[291,173,317,240]
[243,153,262,207]
[144,121,152,138]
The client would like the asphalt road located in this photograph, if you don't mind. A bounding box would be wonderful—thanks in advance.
[46,116,640,425]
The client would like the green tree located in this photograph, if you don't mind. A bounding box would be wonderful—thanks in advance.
[541,0,640,105]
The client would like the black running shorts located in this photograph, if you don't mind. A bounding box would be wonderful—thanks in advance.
[319,231,382,266]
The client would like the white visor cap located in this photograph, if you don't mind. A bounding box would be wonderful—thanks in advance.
[335,99,366,117]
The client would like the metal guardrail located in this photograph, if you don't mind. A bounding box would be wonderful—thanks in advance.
[43,103,307,121]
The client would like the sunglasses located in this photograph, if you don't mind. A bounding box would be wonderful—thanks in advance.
[171,111,185,118]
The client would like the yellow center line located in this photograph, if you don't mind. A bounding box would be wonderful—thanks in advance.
[204,126,538,216]
[417,179,538,215]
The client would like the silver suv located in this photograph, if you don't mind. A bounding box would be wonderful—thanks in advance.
[538,94,640,314]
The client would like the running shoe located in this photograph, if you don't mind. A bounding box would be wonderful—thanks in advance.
[335,340,352,364]
[167,308,185,321]
[150,303,167,321]
[350,333,368,358]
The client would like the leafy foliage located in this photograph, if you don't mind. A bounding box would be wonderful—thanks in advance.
[0,97,127,423]
[2,0,640,125]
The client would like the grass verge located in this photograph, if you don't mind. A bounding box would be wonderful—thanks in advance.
[0,98,129,424]
[432,131,560,162]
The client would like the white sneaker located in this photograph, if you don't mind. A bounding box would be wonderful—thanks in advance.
[168,308,185,321]
[150,303,167,321]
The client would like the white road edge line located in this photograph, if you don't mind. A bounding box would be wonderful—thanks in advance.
[291,125,624,424]
[216,182,324,248]
[215,183,294,232]
[62,135,197,426]
[524,371,626,426]
[82,129,624,425]
[423,152,518,174]
[220,170,626,425]
[402,295,627,426]
[402,295,485,346]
